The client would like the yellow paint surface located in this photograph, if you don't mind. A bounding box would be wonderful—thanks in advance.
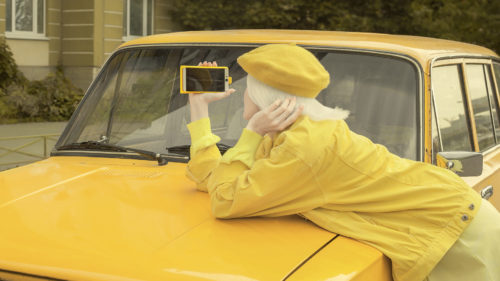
[0,156,390,280]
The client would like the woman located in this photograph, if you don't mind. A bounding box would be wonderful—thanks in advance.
[185,44,500,281]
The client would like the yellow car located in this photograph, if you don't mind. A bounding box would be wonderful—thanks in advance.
[1,30,499,281]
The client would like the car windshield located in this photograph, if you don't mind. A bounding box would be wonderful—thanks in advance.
[56,46,419,161]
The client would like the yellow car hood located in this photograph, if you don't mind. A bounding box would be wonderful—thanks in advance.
[0,156,338,281]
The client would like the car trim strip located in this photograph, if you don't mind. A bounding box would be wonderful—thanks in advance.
[281,234,339,281]
[0,268,67,281]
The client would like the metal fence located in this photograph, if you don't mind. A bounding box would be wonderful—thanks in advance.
[0,134,59,171]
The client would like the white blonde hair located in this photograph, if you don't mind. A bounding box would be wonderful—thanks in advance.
[247,75,349,121]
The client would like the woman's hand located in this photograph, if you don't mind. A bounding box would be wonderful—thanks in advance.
[189,61,235,122]
[246,97,304,136]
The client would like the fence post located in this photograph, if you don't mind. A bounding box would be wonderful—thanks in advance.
[43,136,47,157]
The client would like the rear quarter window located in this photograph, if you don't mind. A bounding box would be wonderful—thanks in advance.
[432,64,473,152]
[465,64,499,150]
[432,61,500,159]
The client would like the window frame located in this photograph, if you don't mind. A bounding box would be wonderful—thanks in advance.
[490,62,500,145]
[122,0,154,41]
[5,0,47,40]
[431,57,500,155]
[56,44,425,161]
[467,63,499,148]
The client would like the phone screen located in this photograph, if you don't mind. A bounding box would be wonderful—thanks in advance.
[185,68,226,92]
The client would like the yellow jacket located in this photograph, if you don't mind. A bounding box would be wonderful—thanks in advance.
[186,116,482,281]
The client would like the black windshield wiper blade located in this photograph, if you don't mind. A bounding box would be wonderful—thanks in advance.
[57,141,127,152]
[166,145,190,156]
[56,141,187,166]
[215,143,232,153]
[166,143,233,155]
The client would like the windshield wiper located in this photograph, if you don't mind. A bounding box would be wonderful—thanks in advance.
[56,141,187,166]
[166,143,232,155]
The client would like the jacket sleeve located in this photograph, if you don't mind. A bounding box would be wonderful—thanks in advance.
[185,118,222,192]
[207,128,325,219]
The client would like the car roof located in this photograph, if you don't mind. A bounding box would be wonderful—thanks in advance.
[119,29,499,64]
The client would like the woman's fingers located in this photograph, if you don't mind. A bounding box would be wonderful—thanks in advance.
[280,104,304,130]
[274,97,298,125]
[283,97,297,119]
[265,99,283,114]
[246,99,303,135]
[221,88,236,99]
[269,97,295,120]
[208,88,236,102]
[266,98,302,128]
[197,61,217,67]
[266,98,289,115]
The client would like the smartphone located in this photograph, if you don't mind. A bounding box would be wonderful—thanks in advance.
[180,65,232,94]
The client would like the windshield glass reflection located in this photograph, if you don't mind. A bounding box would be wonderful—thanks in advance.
[57,47,418,160]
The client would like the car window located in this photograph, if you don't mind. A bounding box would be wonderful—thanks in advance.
[432,64,473,152]
[58,47,254,152]
[465,64,500,150]
[486,65,500,144]
[493,63,500,142]
[58,47,419,161]
[318,53,418,160]
[494,63,500,89]
[70,48,182,147]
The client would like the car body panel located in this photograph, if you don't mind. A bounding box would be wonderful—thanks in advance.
[0,156,389,281]
[120,30,498,67]
[462,150,500,208]
[287,236,392,281]
[2,29,500,280]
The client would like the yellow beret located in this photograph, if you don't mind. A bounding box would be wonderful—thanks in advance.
[237,44,330,98]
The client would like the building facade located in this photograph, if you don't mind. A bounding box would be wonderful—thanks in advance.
[0,0,177,90]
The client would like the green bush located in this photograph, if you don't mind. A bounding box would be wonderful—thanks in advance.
[4,69,83,122]
[0,39,83,123]
[0,37,24,91]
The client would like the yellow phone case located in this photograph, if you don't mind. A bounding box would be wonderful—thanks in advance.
[180,65,232,94]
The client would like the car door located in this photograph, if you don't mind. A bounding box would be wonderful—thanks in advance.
[431,58,500,210]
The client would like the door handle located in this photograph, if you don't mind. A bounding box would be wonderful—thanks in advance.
[480,185,493,200]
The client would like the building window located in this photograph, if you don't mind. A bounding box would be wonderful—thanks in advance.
[6,0,45,38]
[123,0,153,39]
